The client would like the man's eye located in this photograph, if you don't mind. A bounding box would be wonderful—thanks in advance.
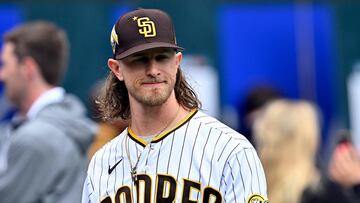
[134,57,148,63]
[155,55,168,61]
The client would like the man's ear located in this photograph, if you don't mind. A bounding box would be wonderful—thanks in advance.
[21,56,40,81]
[108,58,124,81]
[175,52,182,70]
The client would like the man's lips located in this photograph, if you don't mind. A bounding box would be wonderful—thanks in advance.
[141,81,165,87]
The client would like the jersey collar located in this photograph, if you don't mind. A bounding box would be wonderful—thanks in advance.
[127,108,198,147]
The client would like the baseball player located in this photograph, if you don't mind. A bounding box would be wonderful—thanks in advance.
[82,8,268,203]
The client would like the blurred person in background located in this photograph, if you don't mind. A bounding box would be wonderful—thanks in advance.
[327,139,360,201]
[253,99,321,203]
[0,21,96,203]
[0,85,15,122]
[302,130,360,203]
[238,85,281,146]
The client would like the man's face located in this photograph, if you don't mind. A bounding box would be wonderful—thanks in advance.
[117,48,182,106]
[0,43,27,106]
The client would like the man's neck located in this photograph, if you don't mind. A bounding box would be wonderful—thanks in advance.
[19,84,54,116]
[129,98,190,137]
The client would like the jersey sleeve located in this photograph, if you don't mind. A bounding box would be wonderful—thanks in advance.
[221,147,268,203]
[82,175,97,203]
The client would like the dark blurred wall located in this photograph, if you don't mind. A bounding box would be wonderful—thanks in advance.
[334,3,360,127]
[1,1,360,129]
[20,3,112,108]
[13,1,217,109]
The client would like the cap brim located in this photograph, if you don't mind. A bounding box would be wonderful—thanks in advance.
[115,42,184,60]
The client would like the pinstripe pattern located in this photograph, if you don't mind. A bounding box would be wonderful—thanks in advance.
[166,132,176,173]
[207,132,221,186]
[98,147,105,197]
[82,110,268,203]
[198,128,212,182]
[187,123,201,178]
[176,121,190,180]
[113,137,121,192]
[106,139,116,195]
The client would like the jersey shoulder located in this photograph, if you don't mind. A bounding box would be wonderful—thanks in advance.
[192,110,253,149]
[88,129,127,172]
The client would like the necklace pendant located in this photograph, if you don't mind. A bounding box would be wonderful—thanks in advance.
[131,168,137,182]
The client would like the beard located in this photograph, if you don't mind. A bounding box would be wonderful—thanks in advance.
[126,77,175,106]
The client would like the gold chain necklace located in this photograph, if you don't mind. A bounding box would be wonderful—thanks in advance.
[126,105,181,182]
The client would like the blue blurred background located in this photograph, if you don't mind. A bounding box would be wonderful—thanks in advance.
[1,1,359,154]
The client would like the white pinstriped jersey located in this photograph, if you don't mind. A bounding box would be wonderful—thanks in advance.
[82,109,268,203]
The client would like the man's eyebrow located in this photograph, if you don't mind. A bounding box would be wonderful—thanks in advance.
[129,51,173,58]
[129,54,146,58]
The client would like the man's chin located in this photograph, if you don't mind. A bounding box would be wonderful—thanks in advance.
[142,96,167,106]
[136,91,171,106]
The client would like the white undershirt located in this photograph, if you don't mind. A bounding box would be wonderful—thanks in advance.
[138,135,156,143]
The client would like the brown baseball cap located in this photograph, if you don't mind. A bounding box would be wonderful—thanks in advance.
[110,8,184,60]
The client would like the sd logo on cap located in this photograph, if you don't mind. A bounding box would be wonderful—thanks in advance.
[110,8,184,60]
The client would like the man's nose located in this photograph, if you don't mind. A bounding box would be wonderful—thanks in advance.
[145,59,160,76]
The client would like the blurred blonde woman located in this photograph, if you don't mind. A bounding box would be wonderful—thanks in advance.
[253,99,320,203]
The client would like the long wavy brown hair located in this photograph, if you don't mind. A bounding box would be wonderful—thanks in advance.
[97,68,201,120]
